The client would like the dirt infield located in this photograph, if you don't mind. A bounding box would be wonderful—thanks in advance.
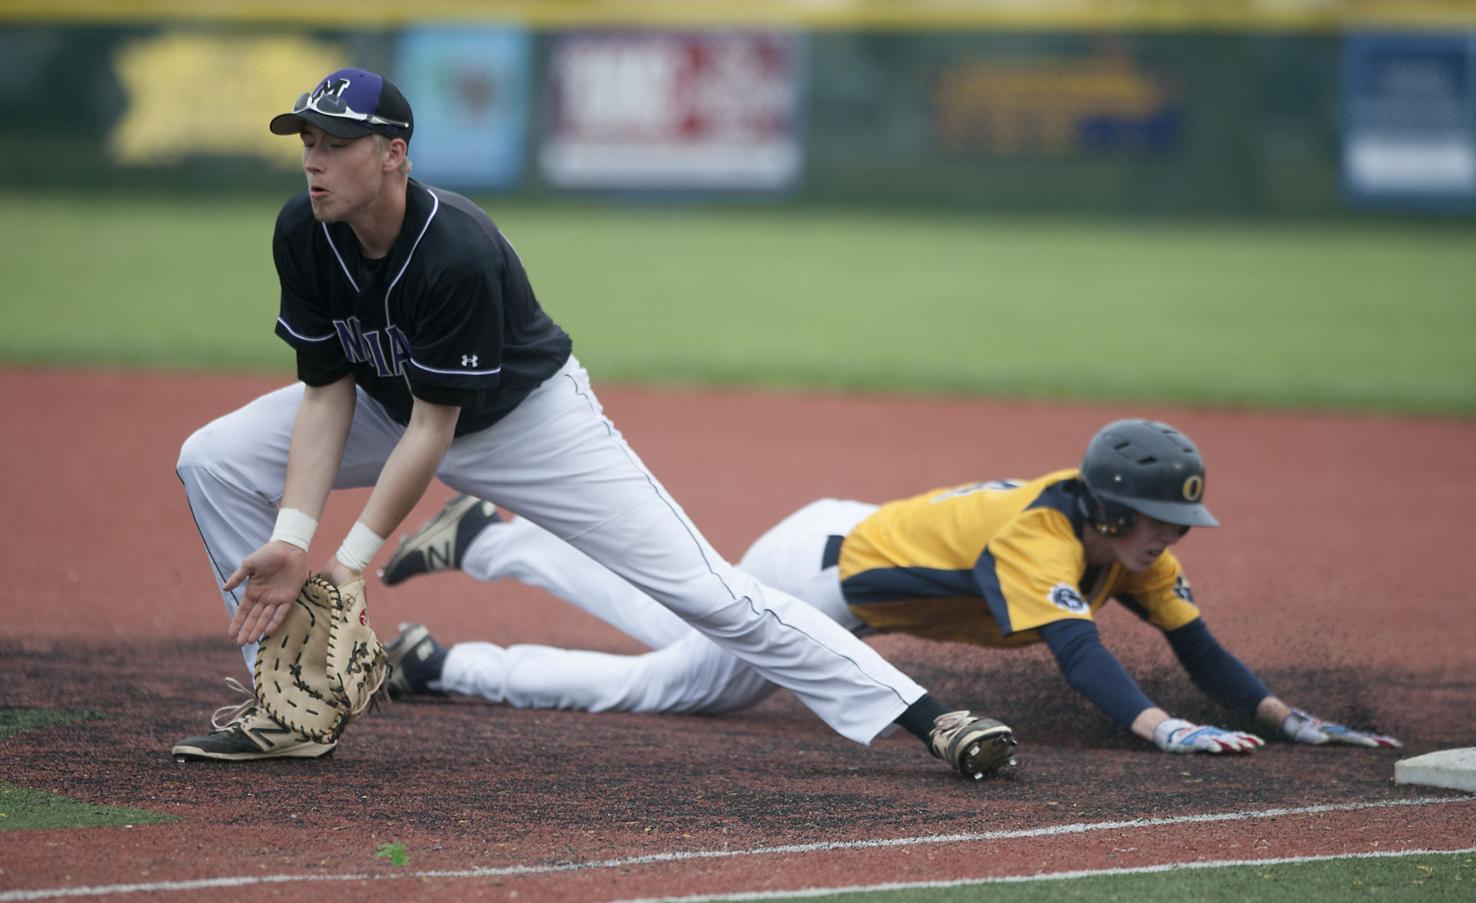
[1,368,1473,900]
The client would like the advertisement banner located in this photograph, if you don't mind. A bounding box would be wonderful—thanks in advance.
[1342,33,1476,207]
[109,31,348,168]
[395,25,533,190]
[540,31,804,191]
[929,51,1180,158]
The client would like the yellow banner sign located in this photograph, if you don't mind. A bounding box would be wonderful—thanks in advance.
[110,32,347,167]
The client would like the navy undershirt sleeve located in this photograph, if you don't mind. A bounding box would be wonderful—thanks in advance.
[1165,619,1271,717]
[1039,619,1156,728]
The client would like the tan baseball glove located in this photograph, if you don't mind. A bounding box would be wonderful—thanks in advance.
[254,574,389,743]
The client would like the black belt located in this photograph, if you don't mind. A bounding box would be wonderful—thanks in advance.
[821,534,845,570]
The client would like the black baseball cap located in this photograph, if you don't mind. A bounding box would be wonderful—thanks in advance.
[269,68,414,144]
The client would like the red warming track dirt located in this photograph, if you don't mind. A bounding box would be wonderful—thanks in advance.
[1,368,1473,901]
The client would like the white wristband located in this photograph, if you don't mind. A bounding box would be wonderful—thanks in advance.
[269,507,318,553]
[335,521,385,574]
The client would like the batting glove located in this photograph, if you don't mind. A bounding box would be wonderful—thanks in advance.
[1153,718,1265,754]
[1281,708,1403,748]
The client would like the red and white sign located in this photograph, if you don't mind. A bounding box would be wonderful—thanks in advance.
[541,32,804,190]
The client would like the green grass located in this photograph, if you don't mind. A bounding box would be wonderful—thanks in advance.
[0,707,103,740]
[2,192,1473,413]
[0,708,173,830]
[748,852,1476,902]
[0,781,173,831]
[374,841,410,866]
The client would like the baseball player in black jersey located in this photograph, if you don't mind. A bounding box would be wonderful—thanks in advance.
[378,420,1401,756]
[171,68,1016,779]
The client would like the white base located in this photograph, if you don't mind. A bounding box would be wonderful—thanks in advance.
[1394,748,1476,793]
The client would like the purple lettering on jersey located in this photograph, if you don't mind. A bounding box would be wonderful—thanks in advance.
[388,326,412,377]
[334,318,372,364]
[333,316,407,377]
[362,329,391,376]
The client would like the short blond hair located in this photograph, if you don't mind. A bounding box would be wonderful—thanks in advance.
[373,134,413,177]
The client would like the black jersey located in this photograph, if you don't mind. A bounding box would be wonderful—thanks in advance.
[272,180,572,436]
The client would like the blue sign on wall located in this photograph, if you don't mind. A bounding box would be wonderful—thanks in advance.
[1342,33,1476,209]
[395,26,532,190]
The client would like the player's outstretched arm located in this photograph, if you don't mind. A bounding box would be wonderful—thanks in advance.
[1040,620,1262,754]
[1257,696,1402,748]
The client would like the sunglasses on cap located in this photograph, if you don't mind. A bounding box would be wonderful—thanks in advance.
[292,90,410,130]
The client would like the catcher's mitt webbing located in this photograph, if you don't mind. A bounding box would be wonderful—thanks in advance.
[329,576,390,720]
[254,574,388,743]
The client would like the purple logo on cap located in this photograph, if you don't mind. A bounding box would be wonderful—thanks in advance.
[311,69,384,118]
[271,67,411,140]
[314,77,350,103]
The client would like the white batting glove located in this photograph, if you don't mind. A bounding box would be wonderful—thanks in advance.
[1153,718,1265,754]
[1281,708,1403,748]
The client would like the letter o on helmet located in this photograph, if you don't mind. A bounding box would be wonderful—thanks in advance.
[1078,419,1220,535]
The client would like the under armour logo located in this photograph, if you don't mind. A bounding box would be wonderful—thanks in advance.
[461,355,479,367]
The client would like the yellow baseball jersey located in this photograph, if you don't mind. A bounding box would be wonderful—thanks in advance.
[837,470,1201,648]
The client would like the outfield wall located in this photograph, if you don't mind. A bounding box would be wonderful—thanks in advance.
[2,2,1473,215]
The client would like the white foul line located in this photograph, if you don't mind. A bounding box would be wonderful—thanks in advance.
[610,845,1476,902]
[1,795,1471,901]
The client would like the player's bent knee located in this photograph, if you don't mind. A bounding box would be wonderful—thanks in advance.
[176,422,277,494]
[177,422,249,480]
[175,425,218,479]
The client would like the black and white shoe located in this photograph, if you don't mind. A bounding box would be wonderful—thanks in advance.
[172,679,335,762]
[928,710,1017,780]
[380,494,500,586]
[385,622,449,698]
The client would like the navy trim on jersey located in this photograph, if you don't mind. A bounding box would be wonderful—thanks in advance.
[841,566,978,606]
[1025,479,1086,525]
[972,547,1015,633]
[970,478,1088,636]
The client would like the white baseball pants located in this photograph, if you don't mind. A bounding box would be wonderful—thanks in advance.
[176,357,922,744]
[439,498,879,719]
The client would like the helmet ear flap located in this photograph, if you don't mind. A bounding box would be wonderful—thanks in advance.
[1078,485,1136,536]
[1095,499,1137,536]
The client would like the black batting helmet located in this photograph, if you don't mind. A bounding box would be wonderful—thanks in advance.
[1078,419,1219,535]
